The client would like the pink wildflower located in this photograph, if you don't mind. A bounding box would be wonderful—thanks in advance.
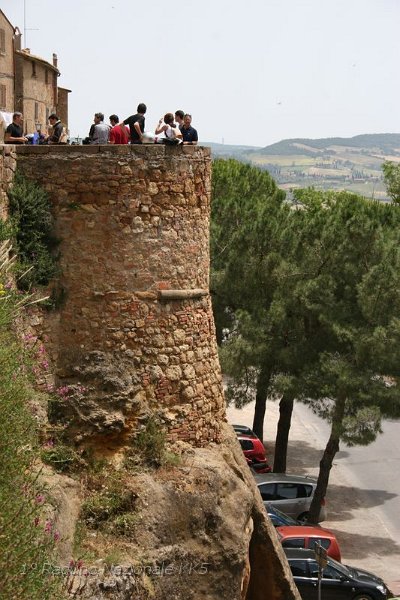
[44,520,53,534]
[43,438,55,449]
[35,493,45,504]
[53,529,60,542]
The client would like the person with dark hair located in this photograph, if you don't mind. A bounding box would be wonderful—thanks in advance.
[155,112,183,144]
[109,115,130,144]
[91,112,110,144]
[121,103,147,144]
[4,112,28,144]
[174,110,185,131]
[181,114,198,145]
[46,113,65,144]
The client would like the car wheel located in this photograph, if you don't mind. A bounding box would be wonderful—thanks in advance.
[297,512,309,524]
[353,594,374,600]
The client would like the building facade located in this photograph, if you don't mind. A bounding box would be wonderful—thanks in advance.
[0,10,16,114]
[0,9,70,140]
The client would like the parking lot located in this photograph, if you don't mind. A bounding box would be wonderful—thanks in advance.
[226,399,400,596]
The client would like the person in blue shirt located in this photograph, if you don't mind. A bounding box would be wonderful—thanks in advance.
[181,114,198,145]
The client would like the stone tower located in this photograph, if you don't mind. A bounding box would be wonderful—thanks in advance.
[15,144,225,447]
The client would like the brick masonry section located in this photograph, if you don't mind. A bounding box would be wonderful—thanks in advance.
[12,144,226,447]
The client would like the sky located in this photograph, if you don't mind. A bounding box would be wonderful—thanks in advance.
[2,0,400,147]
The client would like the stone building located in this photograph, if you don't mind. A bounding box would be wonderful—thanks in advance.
[0,10,17,115]
[0,9,70,141]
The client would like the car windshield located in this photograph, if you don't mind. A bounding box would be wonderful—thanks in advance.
[267,504,299,525]
[325,557,350,577]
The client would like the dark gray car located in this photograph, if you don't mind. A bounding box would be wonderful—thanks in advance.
[284,548,391,600]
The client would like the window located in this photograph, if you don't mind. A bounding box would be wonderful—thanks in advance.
[321,565,342,580]
[32,61,36,77]
[0,84,6,110]
[289,560,308,578]
[45,69,48,84]
[296,484,313,498]
[276,483,298,500]
[308,538,331,551]
[239,439,254,451]
[0,28,5,54]
[282,538,305,549]
[35,102,39,120]
[258,483,275,501]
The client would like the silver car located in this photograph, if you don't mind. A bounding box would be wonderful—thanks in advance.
[254,473,327,522]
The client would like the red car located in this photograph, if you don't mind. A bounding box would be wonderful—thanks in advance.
[237,435,271,473]
[276,525,342,562]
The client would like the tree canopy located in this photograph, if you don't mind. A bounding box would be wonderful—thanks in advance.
[211,159,400,520]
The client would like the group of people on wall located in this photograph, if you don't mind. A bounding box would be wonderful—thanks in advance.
[3,103,198,147]
[84,104,198,146]
[4,112,65,145]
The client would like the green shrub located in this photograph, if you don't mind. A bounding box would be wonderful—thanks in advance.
[133,417,167,466]
[8,172,59,290]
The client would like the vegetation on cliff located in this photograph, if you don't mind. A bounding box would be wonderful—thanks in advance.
[0,239,62,599]
[8,172,59,291]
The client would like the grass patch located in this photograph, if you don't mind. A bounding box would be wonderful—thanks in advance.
[41,443,83,473]
[125,416,180,469]
[81,476,136,530]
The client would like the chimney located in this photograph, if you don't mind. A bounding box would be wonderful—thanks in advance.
[53,53,58,68]
[13,27,22,51]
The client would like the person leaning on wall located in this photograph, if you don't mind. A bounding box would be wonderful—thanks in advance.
[45,114,66,144]
[4,112,28,144]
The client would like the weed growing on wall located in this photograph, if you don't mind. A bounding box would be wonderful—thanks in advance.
[8,172,59,290]
[0,241,62,599]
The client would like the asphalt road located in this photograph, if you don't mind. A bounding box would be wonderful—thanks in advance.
[226,399,400,594]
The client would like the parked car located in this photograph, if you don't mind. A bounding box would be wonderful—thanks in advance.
[254,472,327,522]
[232,424,258,438]
[277,525,341,562]
[284,548,391,600]
[237,435,271,473]
[266,503,303,527]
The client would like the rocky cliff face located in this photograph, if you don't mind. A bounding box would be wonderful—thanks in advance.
[2,144,300,599]
[48,425,299,600]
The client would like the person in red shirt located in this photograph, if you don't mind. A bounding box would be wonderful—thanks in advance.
[109,115,130,144]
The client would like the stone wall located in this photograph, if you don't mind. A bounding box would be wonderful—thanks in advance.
[0,144,15,219]
[15,144,225,448]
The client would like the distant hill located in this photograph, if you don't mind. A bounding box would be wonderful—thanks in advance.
[203,141,260,157]
[206,133,400,200]
[255,133,400,156]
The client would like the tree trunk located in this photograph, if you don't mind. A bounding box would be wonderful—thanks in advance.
[252,368,270,441]
[273,394,294,473]
[307,395,346,524]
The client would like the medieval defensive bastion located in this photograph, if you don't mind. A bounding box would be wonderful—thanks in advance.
[10,144,225,447]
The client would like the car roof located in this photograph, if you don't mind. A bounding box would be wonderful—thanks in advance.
[277,525,334,537]
[254,473,317,484]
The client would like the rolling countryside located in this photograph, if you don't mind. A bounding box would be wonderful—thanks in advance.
[206,133,400,200]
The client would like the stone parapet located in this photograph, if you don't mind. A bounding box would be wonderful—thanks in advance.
[15,145,225,447]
